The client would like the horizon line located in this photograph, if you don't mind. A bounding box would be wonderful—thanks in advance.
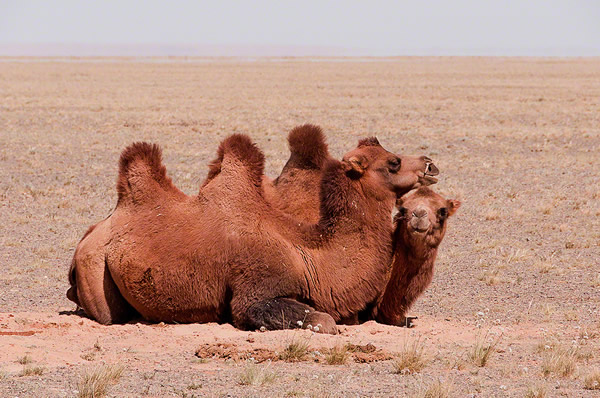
[1,43,599,57]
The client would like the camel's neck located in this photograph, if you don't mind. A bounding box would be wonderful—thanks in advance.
[376,234,438,322]
[302,162,396,320]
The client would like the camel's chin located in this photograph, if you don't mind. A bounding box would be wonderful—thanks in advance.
[409,226,429,235]
[420,175,438,185]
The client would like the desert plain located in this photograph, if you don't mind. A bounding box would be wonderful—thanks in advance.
[0,57,599,397]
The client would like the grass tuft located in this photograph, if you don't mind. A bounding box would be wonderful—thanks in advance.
[17,355,32,365]
[525,383,547,398]
[77,363,125,398]
[18,365,45,377]
[280,339,310,362]
[325,345,350,365]
[393,336,427,374]
[541,345,577,378]
[238,361,277,386]
[415,378,453,398]
[470,329,502,367]
[584,368,600,390]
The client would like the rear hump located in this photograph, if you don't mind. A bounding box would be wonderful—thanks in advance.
[287,124,329,169]
[204,134,265,188]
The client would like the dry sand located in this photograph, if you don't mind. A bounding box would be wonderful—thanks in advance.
[0,57,599,397]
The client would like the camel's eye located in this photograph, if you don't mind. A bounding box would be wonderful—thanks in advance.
[388,158,401,172]
[398,207,408,217]
[438,207,448,218]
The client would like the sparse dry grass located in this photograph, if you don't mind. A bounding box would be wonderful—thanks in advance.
[478,268,506,286]
[18,365,45,377]
[279,338,310,362]
[393,336,427,374]
[77,363,125,398]
[541,345,578,378]
[17,354,32,365]
[81,352,96,361]
[584,368,600,390]
[238,361,277,386]
[470,329,502,367]
[525,383,547,398]
[2,58,600,397]
[324,344,350,365]
[415,378,453,398]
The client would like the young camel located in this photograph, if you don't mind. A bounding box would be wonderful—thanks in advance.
[68,134,413,334]
[372,187,461,327]
[260,124,439,224]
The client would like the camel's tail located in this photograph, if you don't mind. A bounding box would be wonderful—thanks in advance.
[117,142,181,204]
[204,134,265,188]
[286,124,329,169]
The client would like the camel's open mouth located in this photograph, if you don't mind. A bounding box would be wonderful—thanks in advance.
[420,161,439,185]
[411,225,429,234]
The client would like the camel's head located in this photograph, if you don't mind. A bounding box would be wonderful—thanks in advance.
[395,187,460,248]
[341,137,433,200]
[394,154,439,196]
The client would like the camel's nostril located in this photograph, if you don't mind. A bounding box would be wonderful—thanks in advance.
[426,163,439,176]
[413,208,427,218]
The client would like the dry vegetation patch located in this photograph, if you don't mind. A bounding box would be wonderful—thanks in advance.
[470,329,502,367]
[540,345,578,378]
[1,58,599,397]
[238,361,278,386]
[415,378,454,398]
[18,365,45,377]
[583,368,600,390]
[393,336,427,374]
[279,338,311,362]
[77,363,125,398]
[324,344,350,365]
[525,383,547,398]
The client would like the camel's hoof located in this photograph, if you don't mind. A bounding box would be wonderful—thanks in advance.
[405,316,418,328]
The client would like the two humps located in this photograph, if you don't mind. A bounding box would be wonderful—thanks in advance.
[67,124,460,334]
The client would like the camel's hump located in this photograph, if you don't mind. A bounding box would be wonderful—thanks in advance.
[287,124,329,169]
[116,142,180,204]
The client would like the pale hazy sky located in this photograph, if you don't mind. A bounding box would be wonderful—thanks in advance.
[1,0,599,56]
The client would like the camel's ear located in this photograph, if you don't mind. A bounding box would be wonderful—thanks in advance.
[344,155,368,178]
[447,199,461,216]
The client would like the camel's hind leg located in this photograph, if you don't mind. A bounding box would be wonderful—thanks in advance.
[237,298,337,334]
[74,255,136,324]
[69,220,136,324]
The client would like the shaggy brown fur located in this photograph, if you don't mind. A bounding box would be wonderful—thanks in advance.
[68,134,412,334]
[373,187,460,327]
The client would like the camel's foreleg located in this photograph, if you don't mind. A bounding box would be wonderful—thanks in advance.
[236,297,337,334]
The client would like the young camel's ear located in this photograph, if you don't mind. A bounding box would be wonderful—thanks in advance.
[343,154,369,178]
[447,199,461,216]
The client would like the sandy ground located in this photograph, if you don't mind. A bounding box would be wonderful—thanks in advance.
[0,57,599,397]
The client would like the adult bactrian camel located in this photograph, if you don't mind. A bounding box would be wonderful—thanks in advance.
[246,125,456,327]
[67,134,416,334]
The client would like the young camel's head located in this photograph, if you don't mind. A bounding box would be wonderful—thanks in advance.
[341,138,435,200]
[395,187,461,249]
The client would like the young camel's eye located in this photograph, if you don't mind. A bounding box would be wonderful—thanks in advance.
[438,207,448,218]
[398,207,408,217]
[388,158,401,172]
